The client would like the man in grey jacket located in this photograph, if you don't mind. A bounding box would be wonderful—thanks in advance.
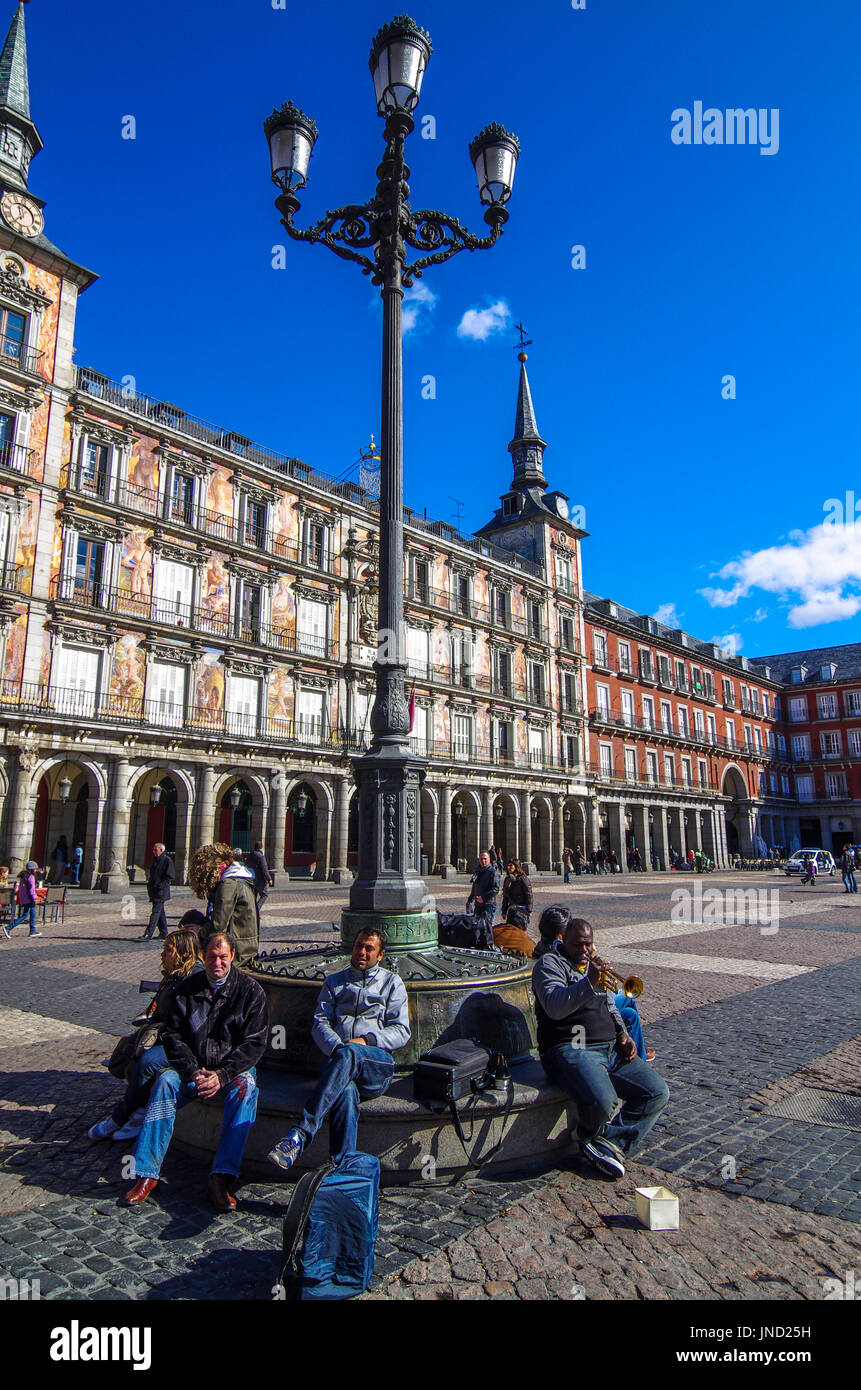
[268,926,410,1170]
[532,917,668,1179]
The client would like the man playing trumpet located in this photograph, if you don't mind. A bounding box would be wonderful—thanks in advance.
[532,916,669,1179]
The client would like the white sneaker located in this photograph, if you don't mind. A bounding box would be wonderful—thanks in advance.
[112,1109,147,1142]
[87,1116,119,1140]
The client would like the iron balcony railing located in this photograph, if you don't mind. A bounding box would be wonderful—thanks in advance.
[0,562,29,595]
[49,578,332,659]
[0,333,43,376]
[0,438,35,477]
[584,761,719,793]
[587,706,784,761]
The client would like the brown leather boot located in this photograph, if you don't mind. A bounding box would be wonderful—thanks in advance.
[208,1173,237,1211]
[123,1177,158,1206]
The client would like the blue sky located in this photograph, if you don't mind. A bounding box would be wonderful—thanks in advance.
[24,0,861,658]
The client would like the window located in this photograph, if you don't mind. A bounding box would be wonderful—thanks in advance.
[455,574,471,617]
[238,583,263,642]
[821,731,842,759]
[740,684,751,712]
[495,587,509,627]
[703,672,716,700]
[497,649,512,695]
[791,733,811,761]
[564,734,578,768]
[697,758,708,788]
[0,409,16,470]
[681,757,692,786]
[677,707,689,737]
[620,690,635,727]
[795,773,814,801]
[664,753,675,785]
[754,726,762,752]
[306,521,326,569]
[528,601,542,640]
[675,660,688,691]
[642,696,654,731]
[528,727,544,767]
[353,689,372,743]
[617,641,631,675]
[530,662,545,705]
[496,719,512,762]
[149,660,185,728]
[153,559,193,626]
[296,688,325,743]
[297,596,328,655]
[595,683,611,717]
[646,751,658,784]
[691,666,703,694]
[410,704,428,756]
[658,655,671,686]
[593,632,608,667]
[725,719,735,749]
[826,771,847,800]
[226,676,259,735]
[743,723,752,750]
[777,733,786,756]
[624,747,637,782]
[169,472,194,525]
[848,729,861,758]
[414,559,429,603]
[243,501,266,549]
[599,743,613,776]
[82,440,110,497]
[74,538,105,604]
[693,708,705,739]
[0,304,27,367]
[845,690,861,716]
[750,689,761,715]
[559,614,576,650]
[722,677,735,706]
[406,626,430,679]
[789,696,808,722]
[453,713,472,759]
[706,713,716,744]
[639,649,654,682]
[660,700,672,734]
[762,692,770,718]
[781,775,790,796]
[502,494,521,517]
[556,553,573,594]
[54,645,100,717]
[562,670,578,713]
[818,693,838,719]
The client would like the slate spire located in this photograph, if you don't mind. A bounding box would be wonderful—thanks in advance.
[508,350,547,491]
[0,3,43,191]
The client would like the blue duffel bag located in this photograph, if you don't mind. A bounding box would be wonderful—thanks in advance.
[277,1152,380,1301]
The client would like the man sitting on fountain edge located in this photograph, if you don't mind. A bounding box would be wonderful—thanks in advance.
[268,925,410,1171]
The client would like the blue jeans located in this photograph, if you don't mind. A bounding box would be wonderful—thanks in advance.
[614,995,647,1060]
[297,1043,394,1161]
[133,1067,258,1180]
[111,1043,169,1126]
[8,905,37,933]
[842,871,857,893]
[143,899,168,938]
[542,1040,669,1157]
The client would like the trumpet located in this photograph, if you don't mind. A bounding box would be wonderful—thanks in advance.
[588,953,644,999]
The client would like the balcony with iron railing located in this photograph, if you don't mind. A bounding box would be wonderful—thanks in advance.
[584,761,718,794]
[0,437,35,478]
[588,705,781,761]
[49,578,333,659]
[0,333,44,377]
[0,562,30,595]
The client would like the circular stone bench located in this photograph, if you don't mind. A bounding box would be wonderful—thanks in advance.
[173,1057,578,1182]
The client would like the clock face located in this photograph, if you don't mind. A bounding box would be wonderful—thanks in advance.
[555,496,570,520]
[0,192,43,238]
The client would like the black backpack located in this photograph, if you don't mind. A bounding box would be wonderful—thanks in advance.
[437,910,494,953]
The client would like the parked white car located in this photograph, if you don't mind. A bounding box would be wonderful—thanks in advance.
[784,849,835,877]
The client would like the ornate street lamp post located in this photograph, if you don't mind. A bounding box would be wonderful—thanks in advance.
[265,16,519,944]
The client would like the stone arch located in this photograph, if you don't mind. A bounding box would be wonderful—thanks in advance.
[213,771,271,853]
[722,763,751,858]
[283,774,334,880]
[450,786,481,870]
[492,790,519,864]
[529,792,554,872]
[32,757,109,889]
[127,765,196,884]
[420,786,437,873]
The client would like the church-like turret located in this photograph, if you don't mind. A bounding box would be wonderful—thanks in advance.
[0,3,43,193]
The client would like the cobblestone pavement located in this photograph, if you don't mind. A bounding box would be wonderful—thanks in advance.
[1,871,859,1301]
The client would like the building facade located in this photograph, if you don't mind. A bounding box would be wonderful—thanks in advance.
[0,6,855,888]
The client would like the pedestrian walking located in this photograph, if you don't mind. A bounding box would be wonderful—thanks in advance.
[50,835,68,885]
[189,843,258,965]
[246,840,273,918]
[466,850,500,938]
[71,842,83,885]
[574,844,585,877]
[139,842,175,942]
[561,846,574,884]
[840,845,857,894]
[501,858,533,923]
[4,861,42,938]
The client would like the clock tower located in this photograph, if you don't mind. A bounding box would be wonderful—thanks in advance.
[0,3,42,199]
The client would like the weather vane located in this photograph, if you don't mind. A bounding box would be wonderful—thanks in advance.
[514,320,532,361]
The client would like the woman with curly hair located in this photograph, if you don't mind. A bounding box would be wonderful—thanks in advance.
[501,858,534,924]
[188,842,258,965]
[88,928,204,1142]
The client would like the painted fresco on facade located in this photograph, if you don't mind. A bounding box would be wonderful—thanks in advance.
[3,611,26,687]
[110,633,146,710]
[474,568,489,612]
[207,466,233,521]
[476,707,490,748]
[128,436,160,499]
[474,632,490,683]
[433,697,449,744]
[272,491,299,548]
[194,650,224,721]
[433,622,450,679]
[433,553,448,602]
[48,522,62,586]
[29,263,62,379]
[200,553,229,630]
[271,575,295,635]
[118,528,153,601]
[515,713,528,756]
[268,666,292,723]
[27,400,49,484]
[14,493,38,588]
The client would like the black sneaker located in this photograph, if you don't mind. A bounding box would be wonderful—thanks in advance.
[579,1137,625,1178]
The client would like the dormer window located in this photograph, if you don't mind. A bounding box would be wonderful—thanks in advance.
[502,493,522,517]
[790,666,807,685]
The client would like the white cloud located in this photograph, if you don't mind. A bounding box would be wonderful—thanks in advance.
[456,300,511,341]
[402,281,437,335]
[749,608,769,623]
[710,632,743,655]
[653,602,681,626]
[699,520,861,629]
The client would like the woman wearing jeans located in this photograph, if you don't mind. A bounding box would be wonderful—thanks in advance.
[3,861,41,938]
